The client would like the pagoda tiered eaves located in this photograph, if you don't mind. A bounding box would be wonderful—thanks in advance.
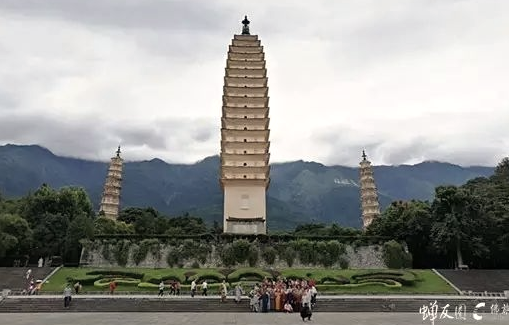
[220,24,271,234]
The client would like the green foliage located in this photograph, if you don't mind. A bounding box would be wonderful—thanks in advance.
[166,247,182,268]
[281,247,296,267]
[0,213,32,256]
[146,275,184,284]
[382,240,413,269]
[86,270,144,279]
[231,239,251,264]
[247,245,259,267]
[112,240,131,267]
[188,272,225,284]
[93,278,140,288]
[227,269,271,282]
[320,276,350,284]
[351,270,416,286]
[291,239,317,265]
[219,243,236,267]
[261,246,277,265]
[339,257,349,269]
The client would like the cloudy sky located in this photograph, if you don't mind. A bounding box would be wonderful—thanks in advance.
[0,0,507,166]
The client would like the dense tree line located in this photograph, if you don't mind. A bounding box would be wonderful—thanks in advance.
[0,184,212,265]
[367,157,509,269]
[1,157,507,268]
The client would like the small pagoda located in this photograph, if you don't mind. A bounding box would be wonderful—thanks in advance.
[219,16,271,234]
[99,146,123,220]
[359,150,381,229]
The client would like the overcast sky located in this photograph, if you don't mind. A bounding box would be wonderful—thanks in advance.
[0,0,507,166]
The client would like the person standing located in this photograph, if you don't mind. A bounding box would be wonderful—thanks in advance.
[109,281,117,295]
[158,281,165,297]
[220,280,228,303]
[191,280,197,297]
[201,281,208,296]
[234,283,243,304]
[63,284,72,308]
[74,282,82,295]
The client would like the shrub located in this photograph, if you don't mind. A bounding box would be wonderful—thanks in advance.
[247,245,259,267]
[231,239,251,264]
[228,269,271,283]
[66,275,102,286]
[93,278,140,288]
[339,257,349,269]
[86,270,145,279]
[188,272,225,284]
[166,247,182,267]
[113,240,130,267]
[292,239,316,265]
[131,240,151,265]
[262,246,277,265]
[184,271,197,283]
[351,270,416,286]
[191,261,200,268]
[282,247,296,267]
[319,276,350,285]
[218,268,234,277]
[219,244,237,267]
[382,240,413,269]
[146,275,183,284]
[101,244,112,263]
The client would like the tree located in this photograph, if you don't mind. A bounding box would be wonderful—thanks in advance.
[0,213,33,255]
[64,214,94,263]
[430,186,489,268]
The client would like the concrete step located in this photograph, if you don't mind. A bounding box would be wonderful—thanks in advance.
[1,297,507,313]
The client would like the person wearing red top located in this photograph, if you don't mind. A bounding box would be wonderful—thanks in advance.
[109,281,117,295]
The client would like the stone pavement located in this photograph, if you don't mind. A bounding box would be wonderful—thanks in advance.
[1,312,508,325]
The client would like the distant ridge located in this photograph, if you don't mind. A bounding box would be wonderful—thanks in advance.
[0,144,494,229]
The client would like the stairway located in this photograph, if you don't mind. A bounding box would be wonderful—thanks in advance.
[0,267,55,291]
[0,296,507,313]
[437,269,509,293]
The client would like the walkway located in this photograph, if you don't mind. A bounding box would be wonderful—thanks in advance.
[2,312,508,325]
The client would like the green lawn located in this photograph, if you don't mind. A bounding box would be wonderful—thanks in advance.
[42,267,457,295]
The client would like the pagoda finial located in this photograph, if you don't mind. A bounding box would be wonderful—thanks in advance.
[362,150,367,161]
[116,145,121,157]
[241,15,250,35]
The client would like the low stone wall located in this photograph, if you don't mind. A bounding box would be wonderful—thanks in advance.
[80,240,386,269]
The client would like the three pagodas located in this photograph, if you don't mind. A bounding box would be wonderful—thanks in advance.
[99,17,381,234]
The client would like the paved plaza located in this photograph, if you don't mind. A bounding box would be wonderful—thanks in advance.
[1,312,508,325]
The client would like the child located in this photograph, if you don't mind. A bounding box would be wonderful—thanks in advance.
[300,303,312,321]
[284,301,293,313]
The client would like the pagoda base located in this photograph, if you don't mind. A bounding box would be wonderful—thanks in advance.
[224,217,266,235]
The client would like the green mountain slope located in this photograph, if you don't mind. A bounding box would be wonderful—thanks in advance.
[0,144,494,229]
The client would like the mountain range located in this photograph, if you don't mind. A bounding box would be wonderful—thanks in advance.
[0,144,495,229]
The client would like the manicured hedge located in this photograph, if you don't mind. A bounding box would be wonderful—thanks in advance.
[146,275,184,284]
[86,270,144,279]
[227,269,271,283]
[351,271,416,285]
[188,273,225,284]
[66,275,102,286]
[319,276,350,285]
[93,278,141,288]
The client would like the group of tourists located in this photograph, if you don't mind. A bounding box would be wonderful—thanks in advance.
[246,277,317,318]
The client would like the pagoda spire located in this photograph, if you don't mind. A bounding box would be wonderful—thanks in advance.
[99,146,124,220]
[359,150,381,230]
[241,15,250,35]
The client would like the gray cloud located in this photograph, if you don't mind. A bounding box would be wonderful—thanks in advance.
[0,0,508,166]
[0,0,234,31]
[0,113,217,162]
